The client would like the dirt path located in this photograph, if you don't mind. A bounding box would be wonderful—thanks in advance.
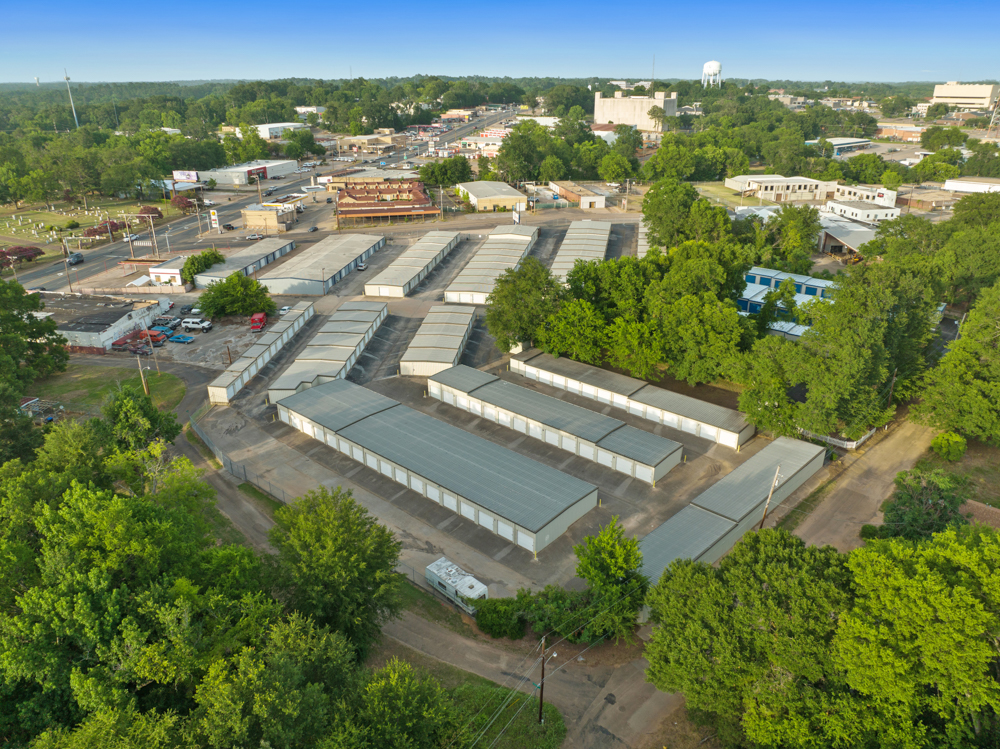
[790,419,937,551]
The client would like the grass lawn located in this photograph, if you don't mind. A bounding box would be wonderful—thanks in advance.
[915,439,1000,508]
[694,181,777,209]
[185,424,222,469]
[399,579,476,638]
[32,364,185,415]
[238,482,285,520]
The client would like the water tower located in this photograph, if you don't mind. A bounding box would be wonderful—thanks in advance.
[702,61,722,87]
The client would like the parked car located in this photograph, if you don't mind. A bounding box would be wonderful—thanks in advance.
[326,197,333,204]
[67,252,84,265]
[190,307,202,316]
[308,226,318,232]
[182,318,212,332]
[179,305,194,315]
[245,233,264,240]
[279,305,291,315]
[150,326,173,335]
[203,199,216,206]
[153,317,180,329]
[128,344,152,356]
[222,223,236,231]
[357,262,368,271]
[169,334,195,344]
[144,332,167,347]
[122,234,139,242]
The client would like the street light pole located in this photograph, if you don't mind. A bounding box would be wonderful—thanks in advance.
[136,356,150,396]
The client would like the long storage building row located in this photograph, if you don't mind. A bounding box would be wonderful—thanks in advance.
[550,220,611,283]
[636,224,651,259]
[276,378,599,554]
[207,301,316,405]
[443,225,539,305]
[640,437,825,585]
[194,238,296,288]
[429,365,682,485]
[511,349,754,448]
[399,305,477,377]
[267,301,388,402]
[260,234,385,296]
[364,231,460,297]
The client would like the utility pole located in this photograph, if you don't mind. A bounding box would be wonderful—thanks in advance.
[61,240,74,293]
[757,465,782,531]
[64,70,80,129]
[886,367,898,406]
[538,636,546,724]
[136,356,150,396]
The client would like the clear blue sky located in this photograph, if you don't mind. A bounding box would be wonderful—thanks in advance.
[4,0,999,84]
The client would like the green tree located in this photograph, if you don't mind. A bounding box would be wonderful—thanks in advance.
[642,178,698,249]
[536,298,605,364]
[598,152,631,183]
[730,335,800,437]
[94,383,182,453]
[867,468,969,541]
[180,249,225,284]
[764,204,821,274]
[538,154,566,182]
[198,272,276,318]
[270,486,402,660]
[604,316,663,380]
[485,257,564,352]
[656,293,744,385]
[685,199,731,243]
[924,102,950,119]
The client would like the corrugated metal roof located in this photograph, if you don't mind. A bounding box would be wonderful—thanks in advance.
[400,348,458,363]
[261,234,383,280]
[311,332,365,347]
[516,351,646,395]
[277,378,399,431]
[640,505,735,584]
[429,365,499,392]
[319,320,372,334]
[338,300,390,312]
[629,385,750,434]
[596,425,681,466]
[692,437,825,522]
[338,403,596,531]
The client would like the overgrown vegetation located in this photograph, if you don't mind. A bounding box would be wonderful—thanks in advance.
[180,248,225,284]
[198,271,276,318]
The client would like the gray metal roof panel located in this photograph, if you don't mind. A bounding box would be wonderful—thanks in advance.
[516,350,646,396]
[640,505,735,585]
[320,320,374,334]
[629,384,749,433]
[337,301,388,313]
[278,378,400,431]
[692,437,825,522]
[429,364,499,392]
[596,425,682,466]
[327,309,382,324]
[400,348,460,363]
[338,405,596,532]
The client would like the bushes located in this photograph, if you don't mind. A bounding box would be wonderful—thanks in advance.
[181,249,225,284]
[64,220,79,230]
[474,598,525,639]
[931,431,967,461]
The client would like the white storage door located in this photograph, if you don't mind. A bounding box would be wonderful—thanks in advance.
[566,380,581,395]
[634,465,654,484]
[617,457,634,475]
[529,423,543,440]
[581,384,597,398]
[597,448,614,467]
[699,425,719,442]
[351,446,364,462]
[326,433,337,447]
[513,416,527,433]
[429,382,442,397]
[544,430,559,446]
[444,390,455,405]
[461,502,476,520]
[290,414,301,429]
[469,399,482,415]
[516,530,535,552]
[427,485,441,503]
[497,520,514,541]
[484,405,497,421]
[410,476,424,494]
[662,411,679,428]
[458,395,469,409]
[498,411,512,427]
[551,375,566,389]
[394,467,407,483]
[681,418,699,435]
[561,435,577,452]
[578,441,595,460]
[719,431,739,448]
[379,286,393,296]
[444,493,458,511]
[628,401,644,416]
[612,393,628,408]
[366,454,379,470]
[478,511,493,530]
[338,438,352,454]
[302,423,314,439]
[596,389,612,404]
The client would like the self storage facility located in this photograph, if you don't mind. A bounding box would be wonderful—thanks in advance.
[207,301,315,404]
[511,350,754,448]
[443,225,538,305]
[429,365,682,485]
[259,234,385,295]
[193,238,296,288]
[276,379,599,554]
[399,305,477,377]
[640,437,825,585]
[267,301,388,402]
[364,231,459,297]
[549,220,611,283]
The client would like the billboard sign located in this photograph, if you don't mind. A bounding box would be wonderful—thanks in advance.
[247,166,267,181]
[172,170,199,182]
[209,210,219,230]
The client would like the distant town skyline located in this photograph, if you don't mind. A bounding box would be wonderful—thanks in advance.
[4,0,999,84]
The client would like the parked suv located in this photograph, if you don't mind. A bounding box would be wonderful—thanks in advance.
[67,252,84,265]
[182,318,212,332]
[153,316,181,329]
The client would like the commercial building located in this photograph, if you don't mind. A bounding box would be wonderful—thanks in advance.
[943,176,1000,194]
[768,94,811,109]
[241,203,297,234]
[364,231,460,297]
[207,302,315,405]
[824,200,900,224]
[805,137,872,155]
[149,256,185,286]
[337,131,407,154]
[640,437,825,584]
[817,214,877,257]
[456,182,527,212]
[259,234,385,295]
[242,123,307,140]
[832,184,897,207]
[429,366,682,486]
[267,301,388,402]
[443,225,538,305]
[333,180,439,224]
[399,305,477,377]
[36,293,166,354]
[197,160,298,186]
[594,90,678,132]
[724,175,836,202]
[931,82,1000,112]
[875,124,927,142]
[276,378,599,554]
[549,182,607,209]
[549,220,612,283]
[511,350,754,448]
[193,238,296,288]
[295,105,326,117]
[743,267,834,299]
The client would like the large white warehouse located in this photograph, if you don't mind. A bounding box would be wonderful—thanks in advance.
[276,379,599,554]
[443,225,538,305]
[399,305,477,377]
[364,231,460,297]
[511,349,754,448]
[429,365,682,486]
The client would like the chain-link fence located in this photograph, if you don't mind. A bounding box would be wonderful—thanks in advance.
[188,418,291,504]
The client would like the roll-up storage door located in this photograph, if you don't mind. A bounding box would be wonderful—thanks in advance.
[444,391,455,405]
[561,435,577,452]
[337,438,351,455]
[443,493,458,511]
[351,446,364,462]
[497,520,514,541]
[634,465,654,484]
[513,416,527,433]
[427,485,441,503]
[612,394,628,409]
[582,384,597,399]
[597,448,614,467]
[484,405,497,421]
[597,389,612,404]
[617,457,634,475]
[458,395,469,409]
[628,401,644,416]
[545,430,559,446]
[366,454,378,470]
[529,423,543,440]
[699,425,719,442]
[410,476,424,495]
[460,502,475,520]
[681,418,698,435]
[394,467,407,484]
[478,511,493,530]
[429,382,442,398]
[498,410,511,427]
[516,530,535,552]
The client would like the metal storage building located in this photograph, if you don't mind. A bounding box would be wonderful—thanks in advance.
[636,224,652,259]
[743,266,833,299]
[443,225,539,305]
[549,220,612,283]
[259,234,385,295]
[193,238,296,288]
[276,379,599,553]
[429,365,682,485]
[511,350,754,448]
[267,301,388,402]
[364,231,460,297]
[207,301,315,404]
[399,305,477,377]
[639,437,825,585]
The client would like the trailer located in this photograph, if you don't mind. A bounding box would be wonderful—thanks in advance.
[424,557,488,614]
